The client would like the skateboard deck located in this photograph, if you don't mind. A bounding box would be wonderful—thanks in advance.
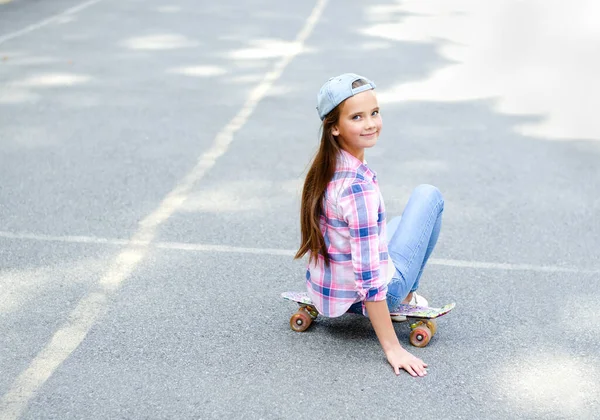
[281,291,455,319]
[282,291,455,347]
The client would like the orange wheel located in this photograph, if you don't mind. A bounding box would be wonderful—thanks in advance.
[409,325,432,347]
[290,308,312,332]
[425,319,438,336]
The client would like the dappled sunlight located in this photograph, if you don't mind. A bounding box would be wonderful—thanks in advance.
[182,183,270,213]
[120,34,198,50]
[365,0,600,141]
[12,73,91,88]
[226,39,308,60]
[0,257,108,316]
[167,65,227,77]
[181,179,300,213]
[0,88,39,104]
[1,72,90,103]
[496,353,598,417]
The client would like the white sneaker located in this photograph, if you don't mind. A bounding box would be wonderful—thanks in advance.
[390,292,429,322]
[409,292,428,308]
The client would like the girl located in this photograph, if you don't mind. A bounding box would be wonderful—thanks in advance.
[295,73,444,377]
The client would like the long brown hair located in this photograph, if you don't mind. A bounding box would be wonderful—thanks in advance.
[295,79,370,265]
[294,106,342,266]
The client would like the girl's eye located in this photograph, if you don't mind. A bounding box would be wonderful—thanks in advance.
[352,115,361,120]
[372,110,379,116]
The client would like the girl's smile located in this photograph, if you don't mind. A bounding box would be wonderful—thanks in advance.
[361,131,378,138]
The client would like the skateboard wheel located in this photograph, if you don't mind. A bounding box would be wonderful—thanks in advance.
[409,325,432,347]
[290,308,312,332]
[425,319,437,336]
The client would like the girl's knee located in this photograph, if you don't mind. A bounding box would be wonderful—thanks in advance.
[414,184,444,209]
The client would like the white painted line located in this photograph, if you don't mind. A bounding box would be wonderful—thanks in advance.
[427,258,598,274]
[0,0,102,46]
[0,230,597,275]
[154,242,600,274]
[0,1,329,418]
[154,241,296,257]
[0,230,129,246]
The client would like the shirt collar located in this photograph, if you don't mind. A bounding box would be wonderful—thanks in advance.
[337,149,377,181]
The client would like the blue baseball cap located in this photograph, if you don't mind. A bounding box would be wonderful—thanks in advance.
[316,73,376,120]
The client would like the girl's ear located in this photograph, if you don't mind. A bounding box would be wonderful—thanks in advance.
[331,124,340,137]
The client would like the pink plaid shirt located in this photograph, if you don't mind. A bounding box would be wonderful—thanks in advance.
[305,149,393,317]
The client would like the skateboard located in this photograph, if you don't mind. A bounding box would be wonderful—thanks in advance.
[282,291,455,348]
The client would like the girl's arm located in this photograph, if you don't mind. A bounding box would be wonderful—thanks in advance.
[364,300,428,377]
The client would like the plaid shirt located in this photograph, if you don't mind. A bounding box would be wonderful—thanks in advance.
[305,149,392,317]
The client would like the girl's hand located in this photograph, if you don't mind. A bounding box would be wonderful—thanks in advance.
[364,300,429,377]
[385,346,428,377]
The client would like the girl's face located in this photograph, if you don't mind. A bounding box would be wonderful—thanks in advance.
[331,90,382,161]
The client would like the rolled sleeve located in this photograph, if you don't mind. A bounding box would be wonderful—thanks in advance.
[339,182,387,302]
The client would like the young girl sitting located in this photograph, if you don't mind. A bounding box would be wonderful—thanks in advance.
[295,73,444,377]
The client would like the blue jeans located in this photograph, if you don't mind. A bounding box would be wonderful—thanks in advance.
[385,184,444,311]
[348,184,444,315]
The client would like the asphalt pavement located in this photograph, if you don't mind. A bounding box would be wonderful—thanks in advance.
[1,0,599,419]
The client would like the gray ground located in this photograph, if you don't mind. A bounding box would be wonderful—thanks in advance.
[1,0,599,419]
